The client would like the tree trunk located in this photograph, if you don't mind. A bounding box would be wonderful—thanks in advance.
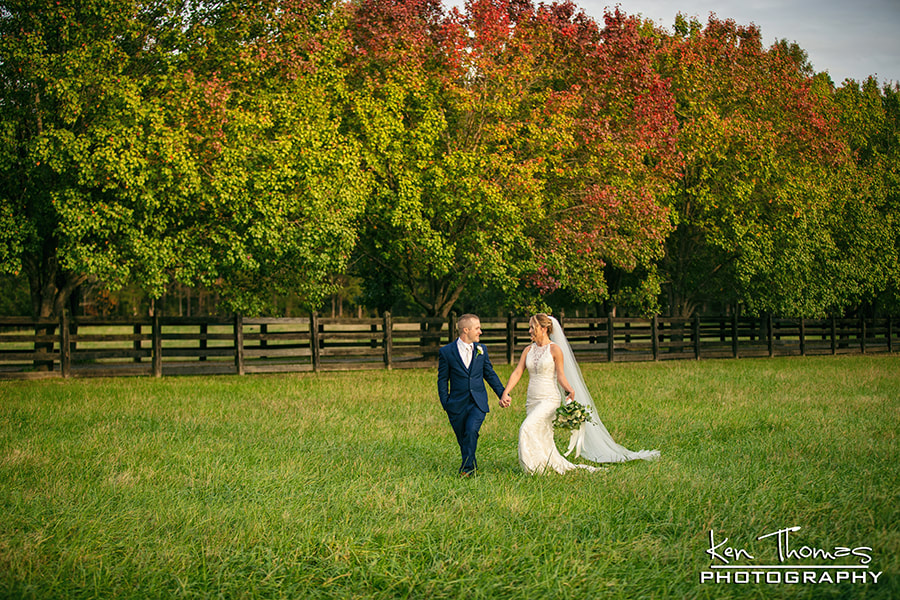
[411,280,466,348]
[24,247,87,370]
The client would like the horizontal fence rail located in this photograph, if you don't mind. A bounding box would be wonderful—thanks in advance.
[0,313,895,379]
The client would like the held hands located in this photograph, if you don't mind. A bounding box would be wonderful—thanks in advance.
[500,391,512,408]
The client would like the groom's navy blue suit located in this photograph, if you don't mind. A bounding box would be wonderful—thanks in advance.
[438,341,505,474]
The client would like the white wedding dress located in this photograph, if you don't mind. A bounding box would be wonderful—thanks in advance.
[519,342,600,474]
[518,318,660,474]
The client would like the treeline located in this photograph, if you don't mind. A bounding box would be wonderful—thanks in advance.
[1,0,898,321]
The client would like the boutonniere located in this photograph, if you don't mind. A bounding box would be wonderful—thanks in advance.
[475,344,484,356]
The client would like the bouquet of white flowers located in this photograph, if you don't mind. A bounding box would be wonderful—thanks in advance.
[553,399,592,430]
[554,399,593,458]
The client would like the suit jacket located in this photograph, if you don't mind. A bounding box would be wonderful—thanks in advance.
[437,341,505,414]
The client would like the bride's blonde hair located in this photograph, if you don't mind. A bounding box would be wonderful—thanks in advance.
[530,313,553,334]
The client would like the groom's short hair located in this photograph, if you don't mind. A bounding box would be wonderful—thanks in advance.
[457,313,480,333]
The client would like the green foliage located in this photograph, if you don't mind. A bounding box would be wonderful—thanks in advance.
[656,16,858,317]
[0,0,163,315]
[0,0,366,317]
[346,0,545,316]
[346,1,678,317]
[173,0,369,314]
[0,0,896,320]
[832,79,900,313]
[0,273,30,314]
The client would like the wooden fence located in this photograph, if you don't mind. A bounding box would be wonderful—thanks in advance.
[0,313,896,379]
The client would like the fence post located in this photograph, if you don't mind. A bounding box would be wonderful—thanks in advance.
[383,311,393,370]
[889,316,894,353]
[152,309,162,378]
[767,314,774,357]
[59,311,71,378]
[310,312,320,372]
[259,323,267,359]
[732,313,739,359]
[134,324,142,363]
[449,312,457,343]
[860,316,867,354]
[199,322,208,362]
[234,314,245,375]
[830,316,837,355]
[506,313,515,365]
[651,314,659,361]
[606,314,615,363]
[799,318,806,356]
[693,314,701,360]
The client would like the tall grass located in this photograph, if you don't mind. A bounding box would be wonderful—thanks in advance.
[1,355,897,599]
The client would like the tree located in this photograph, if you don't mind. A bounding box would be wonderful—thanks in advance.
[0,0,178,318]
[0,0,366,320]
[346,0,678,317]
[655,15,851,317]
[531,6,678,315]
[831,78,900,314]
[171,0,369,314]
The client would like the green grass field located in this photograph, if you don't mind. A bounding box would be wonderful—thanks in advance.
[1,355,897,599]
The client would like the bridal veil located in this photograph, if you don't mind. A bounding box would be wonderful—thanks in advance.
[548,316,660,463]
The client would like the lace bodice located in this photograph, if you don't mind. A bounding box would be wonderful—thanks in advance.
[526,343,558,402]
[528,342,555,372]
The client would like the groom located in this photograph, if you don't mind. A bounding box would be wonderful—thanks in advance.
[437,314,508,476]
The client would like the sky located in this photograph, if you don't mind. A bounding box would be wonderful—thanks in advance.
[579,0,900,85]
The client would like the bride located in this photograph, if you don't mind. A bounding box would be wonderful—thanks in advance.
[501,313,659,474]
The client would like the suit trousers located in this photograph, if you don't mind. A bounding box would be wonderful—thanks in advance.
[446,400,486,473]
